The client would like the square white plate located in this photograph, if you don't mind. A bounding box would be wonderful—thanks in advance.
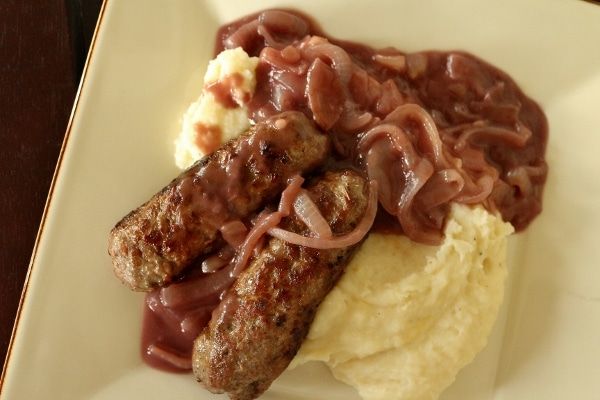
[2,0,600,399]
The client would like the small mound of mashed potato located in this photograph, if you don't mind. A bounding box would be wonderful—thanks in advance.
[175,50,514,400]
[291,203,513,400]
[174,48,258,169]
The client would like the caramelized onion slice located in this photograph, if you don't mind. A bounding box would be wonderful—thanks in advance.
[159,263,235,309]
[293,189,333,238]
[268,180,378,249]
[278,175,305,214]
[219,220,248,249]
[231,210,282,277]
[231,175,305,276]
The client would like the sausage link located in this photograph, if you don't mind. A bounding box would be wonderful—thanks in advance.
[108,111,329,292]
[192,169,370,400]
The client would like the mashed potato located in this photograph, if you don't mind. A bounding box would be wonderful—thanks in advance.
[174,48,258,169]
[291,203,513,400]
[175,50,514,400]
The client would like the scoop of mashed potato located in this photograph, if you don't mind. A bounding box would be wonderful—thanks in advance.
[290,203,513,400]
[174,47,258,169]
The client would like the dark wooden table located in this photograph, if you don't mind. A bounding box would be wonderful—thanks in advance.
[0,0,103,380]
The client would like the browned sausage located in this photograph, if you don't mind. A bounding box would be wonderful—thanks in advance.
[108,111,329,292]
[192,169,370,400]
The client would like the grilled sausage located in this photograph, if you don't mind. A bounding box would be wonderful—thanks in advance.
[192,169,370,400]
[108,111,329,292]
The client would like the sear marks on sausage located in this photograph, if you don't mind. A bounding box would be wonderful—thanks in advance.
[108,111,330,292]
[192,169,370,400]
